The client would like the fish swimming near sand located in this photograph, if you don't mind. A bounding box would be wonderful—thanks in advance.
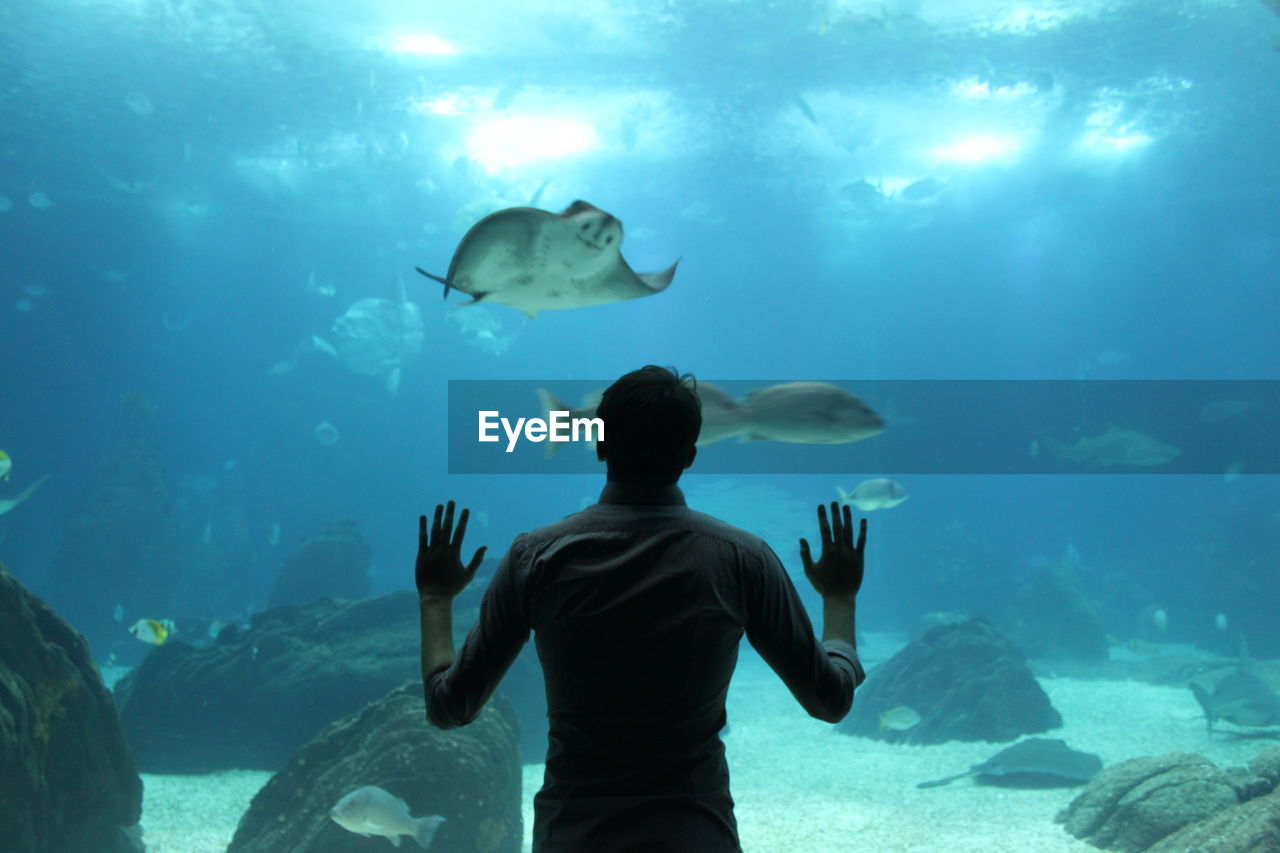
[330,785,446,848]
[416,200,678,319]
[916,739,1102,789]
[1038,426,1180,467]
[1189,670,1280,734]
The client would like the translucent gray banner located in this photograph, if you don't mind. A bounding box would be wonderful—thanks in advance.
[447,380,1278,475]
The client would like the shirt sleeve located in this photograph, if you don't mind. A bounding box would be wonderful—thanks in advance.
[425,538,532,730]
[740,543,865,723]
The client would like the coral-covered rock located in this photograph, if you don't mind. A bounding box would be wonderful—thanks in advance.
[268,521,370,608]
[0,563,143,853]
[1057,752,1239,852]
[228,682,521,853]
[839,617,1062,744]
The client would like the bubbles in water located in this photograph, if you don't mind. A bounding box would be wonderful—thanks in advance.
[314,421,340,446]
[125,91,154,116]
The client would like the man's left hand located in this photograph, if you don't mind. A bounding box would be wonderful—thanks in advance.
[417,501,486,598]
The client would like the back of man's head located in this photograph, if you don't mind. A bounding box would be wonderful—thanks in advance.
[596,365,701,483]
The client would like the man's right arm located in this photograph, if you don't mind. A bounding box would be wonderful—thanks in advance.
[822,593,857,646]
[741,545,864,723]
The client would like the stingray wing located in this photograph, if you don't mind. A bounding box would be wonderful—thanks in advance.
[446,207,549,297]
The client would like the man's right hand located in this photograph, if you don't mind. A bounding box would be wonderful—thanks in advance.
[799,502,867,599]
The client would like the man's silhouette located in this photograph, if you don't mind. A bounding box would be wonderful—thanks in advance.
[418,365,867,852]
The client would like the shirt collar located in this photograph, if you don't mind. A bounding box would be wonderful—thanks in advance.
[598,481,687,506]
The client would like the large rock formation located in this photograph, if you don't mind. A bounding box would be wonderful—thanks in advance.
[0,563,143,853]
[268,521,370,608]
[228,683,522,853]
[116,591,420,771]
[116,588,549,771]
[1057,753,1242,852]
[839,617,1062,744]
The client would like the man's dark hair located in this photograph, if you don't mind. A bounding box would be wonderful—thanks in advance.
[596,365,701,483]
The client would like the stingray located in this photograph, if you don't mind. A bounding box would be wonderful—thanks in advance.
[916,738,1103,789]
[416,200,678,319]
[1190,670,1280,734]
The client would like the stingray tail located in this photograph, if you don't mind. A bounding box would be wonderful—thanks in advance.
[916,771,973,789]
[415,267,451,299]
[637,259,680,294]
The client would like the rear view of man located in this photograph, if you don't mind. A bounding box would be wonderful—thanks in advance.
[418,365,868,852]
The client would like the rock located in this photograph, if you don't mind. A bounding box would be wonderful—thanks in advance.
[116,589,549,771]
[1147,787,1280,853]
[1057,752,1239,852]
[0,563,143,853]
[1254,748,1280,788]
[839,617,1062,744]
[228,682,521,853]
[268,521,370,608]
[1002,562,1109,662]
[117,591,422,771]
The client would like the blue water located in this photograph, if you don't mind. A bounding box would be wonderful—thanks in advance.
[1,0,1278,835]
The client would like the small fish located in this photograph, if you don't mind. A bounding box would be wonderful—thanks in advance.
[330,785,446,849]
[268,522,282,547]
[1224,460,1244,482]
[23,283,49,298]
[15,298,35,313]
[128,618,173,645]
[1152,607,1168,631]
[27,191,53,210]
[202,522,213,544]
[837,478,907,511]
[112,603,124,623]
[0,449,10,482]
[879,705,922,732]
[1214,613,1229,631]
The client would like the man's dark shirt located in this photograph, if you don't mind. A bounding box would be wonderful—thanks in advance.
[426,482,865,852]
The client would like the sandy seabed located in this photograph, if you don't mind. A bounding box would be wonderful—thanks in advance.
[140,655,1269,853]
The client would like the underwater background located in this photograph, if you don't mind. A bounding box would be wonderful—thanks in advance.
[2,1,1280,851]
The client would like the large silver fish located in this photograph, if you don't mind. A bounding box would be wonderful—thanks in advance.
[418,201,678,318]
[738,382,884,445]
